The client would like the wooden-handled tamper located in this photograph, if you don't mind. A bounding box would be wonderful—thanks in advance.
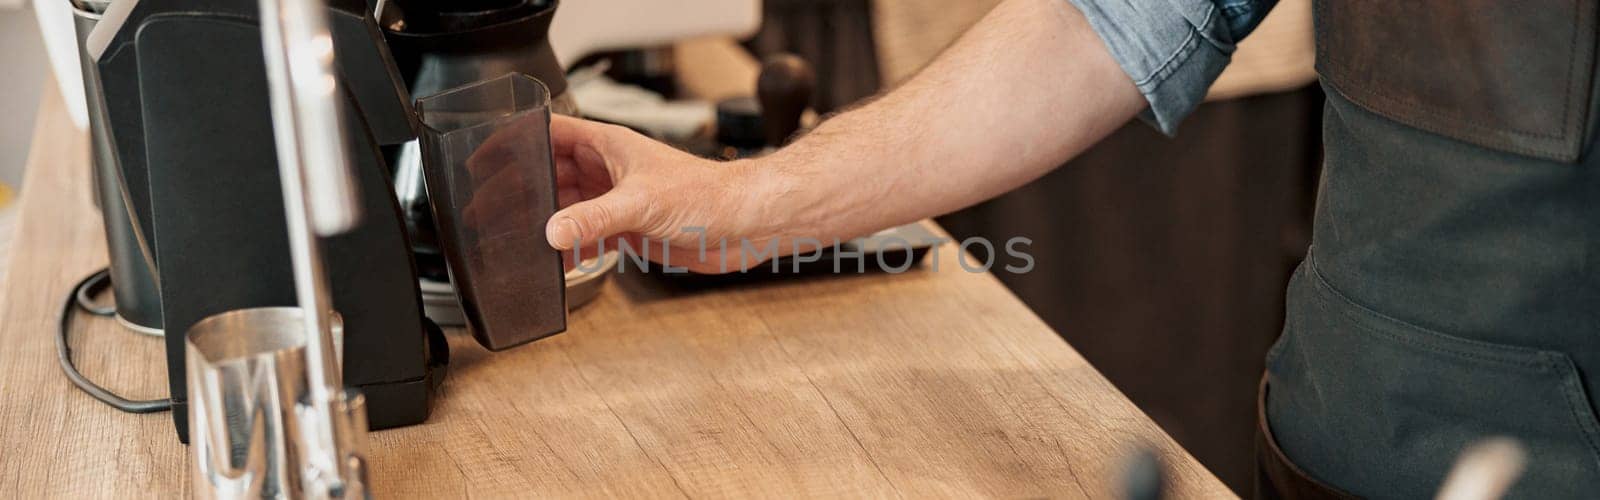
[756,54,815,147]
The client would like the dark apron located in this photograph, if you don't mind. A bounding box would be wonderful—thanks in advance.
[1257,1,1600,498]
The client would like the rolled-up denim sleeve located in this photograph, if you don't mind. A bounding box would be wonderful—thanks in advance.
[1066,0,1277,134]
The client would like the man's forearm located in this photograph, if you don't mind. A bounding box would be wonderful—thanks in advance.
[755,0,1145,242]
[539,0,1149,267]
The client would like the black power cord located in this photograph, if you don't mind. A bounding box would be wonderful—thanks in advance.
[56,268,172,413]
[74,269,116,317]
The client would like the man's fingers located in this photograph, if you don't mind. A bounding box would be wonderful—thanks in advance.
[546,189,649,251]
[550,114,615,157]
[551,115,636,182]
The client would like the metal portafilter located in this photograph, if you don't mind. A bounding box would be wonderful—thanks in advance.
[186,0,373,496]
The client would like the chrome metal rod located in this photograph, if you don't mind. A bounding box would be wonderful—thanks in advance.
[257,0,367,495]
[260,0,340,412]
[260,0,361,236]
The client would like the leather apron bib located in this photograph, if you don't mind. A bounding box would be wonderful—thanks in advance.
[1259,1,1600,498]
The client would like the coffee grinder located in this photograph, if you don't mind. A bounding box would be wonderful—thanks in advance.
[87,0,568,440]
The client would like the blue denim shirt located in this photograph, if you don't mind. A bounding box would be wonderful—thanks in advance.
[1067,0,1278,134]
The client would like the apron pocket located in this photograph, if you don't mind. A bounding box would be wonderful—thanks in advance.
[1257,378,1359,500]
[1265,256,1600,498]
[1314,0,1598,162]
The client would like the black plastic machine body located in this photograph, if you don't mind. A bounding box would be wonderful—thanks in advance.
[89,0,446,441]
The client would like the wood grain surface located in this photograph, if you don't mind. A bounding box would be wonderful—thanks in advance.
[0,84,1232,498]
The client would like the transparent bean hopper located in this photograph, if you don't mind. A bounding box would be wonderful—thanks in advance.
[416,73,568,350]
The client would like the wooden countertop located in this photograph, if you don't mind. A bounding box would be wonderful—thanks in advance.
[0,84,1231,498]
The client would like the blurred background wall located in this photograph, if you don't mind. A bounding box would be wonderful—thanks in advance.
[0,3,49,277]
[0,4,47,189]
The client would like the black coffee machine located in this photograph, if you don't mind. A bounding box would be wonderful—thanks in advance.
[377,0,580,328]
[87,0,569,441]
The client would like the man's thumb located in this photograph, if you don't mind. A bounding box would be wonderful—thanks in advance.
[546,195,644,250]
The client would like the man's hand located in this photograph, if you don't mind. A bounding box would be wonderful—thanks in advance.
[545,115,806,274]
